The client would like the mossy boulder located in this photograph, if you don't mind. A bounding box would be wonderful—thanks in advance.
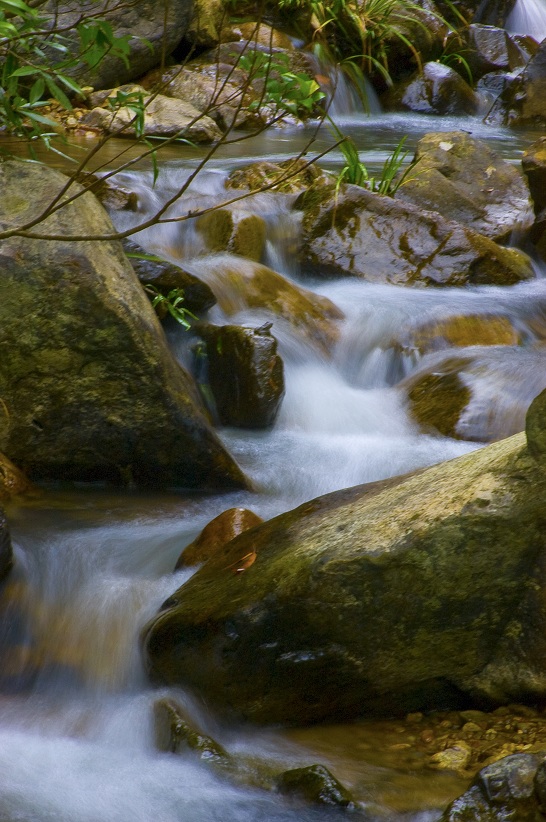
[226,159,332,195]
[296,183,534,286]
[144,431,546,724]
[0,159,246,489]
[195,210,267,261]
[192,322,285,428]
[175,507,263,569]
[274,764,355,809]
[395,131,534,242]
[182,255,344,357]
[406,369,472,439]
[401,314,520,355]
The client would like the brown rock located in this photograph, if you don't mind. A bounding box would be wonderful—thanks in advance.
[175,507,263,569]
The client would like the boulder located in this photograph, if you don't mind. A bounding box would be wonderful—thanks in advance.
[192,322,285,428]
[485,40,546,126]
[296,183,534,286]
[454,24,529,80]
[400,314,521,355]
[154,697,233,767]
[175,507,263,569]
[274,765,355,809]
[195,209,267,261]
[123,240,217,315]
[225,159,333,195]
[148,63,261,131]
[441,752,545,820]
[0,159,246,489]
[143,430,546,724]
[181,255,344,357]
[382,62,480,116]
[406,368,472,439]
[82,89,222,141]
[472,0,517,26]
[394,131,534,242]
[40,0,193,90]
[522,137,546,214]
[382,0,448,80]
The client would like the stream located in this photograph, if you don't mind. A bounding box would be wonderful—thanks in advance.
[3,31,546,821]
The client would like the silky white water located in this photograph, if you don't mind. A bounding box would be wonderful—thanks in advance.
[2,109,546,821]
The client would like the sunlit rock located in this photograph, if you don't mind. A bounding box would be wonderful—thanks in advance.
[395,131,534,242]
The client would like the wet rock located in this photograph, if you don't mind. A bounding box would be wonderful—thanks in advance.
[485,39,546,126]
[226,159,332,195]
[82,89,222,142]
[401,314,520,356]
[382,0,448,81]
[455,24,528,80]
[192,322,285,428]
[181,255,344,358]
[231,22,296,52]
[175,507,263,569]
[0,510,12,582]
[382,62,479,116]
[143,429,546,724]
[195,210,267,261]
[0,453,37,502]
[0,159,246,490]
[441,753,544,820]
[184,0,225,49]
[522,137,546,214]
[76,173,139,212]
[296,183,534,286]
[275,764,356,809]
[406,369,472,439]
[123,240,217,316]
[39,0,193,90]
[472,0,517,27]
[153,697,233,768]
[525,388,546,462]
[395,131,534,242]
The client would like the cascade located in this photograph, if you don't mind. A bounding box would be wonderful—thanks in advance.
[506,0,546,40]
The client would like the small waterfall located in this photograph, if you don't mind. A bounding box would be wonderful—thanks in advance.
[506,0,546,40]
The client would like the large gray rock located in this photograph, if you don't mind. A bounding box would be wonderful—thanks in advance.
[395,131,534,242]
[40,0,194,91]
[296,183,534,286]
[0,159,246,489]
[382,62,479,116]
[143,429,546,724]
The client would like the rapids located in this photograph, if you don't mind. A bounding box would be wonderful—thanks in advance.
[3,18,546,818]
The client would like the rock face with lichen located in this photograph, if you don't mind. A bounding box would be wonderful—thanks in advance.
[296,183,534,286]
[143,420,546,724]
[0,159,246,490]
[395,131,534,242]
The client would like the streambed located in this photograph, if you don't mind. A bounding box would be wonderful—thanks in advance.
[2,107,546,821]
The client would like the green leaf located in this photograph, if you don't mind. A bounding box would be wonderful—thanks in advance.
[9,66,39,77]
[29,77,45,104]
[21,109,57,126]
[45,77,72,109]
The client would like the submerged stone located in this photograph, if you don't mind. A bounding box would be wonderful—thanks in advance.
[407,370,472,439]
[153,697,233,768]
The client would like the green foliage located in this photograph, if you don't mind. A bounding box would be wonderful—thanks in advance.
[0,0,143,144]
[437,48,474,85]
[106,88,147,137]
[238,51,325,117]
[144,285,197,330]
[331,121,418,196]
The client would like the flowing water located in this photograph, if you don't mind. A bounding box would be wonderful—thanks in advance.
[3,27,546,821]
